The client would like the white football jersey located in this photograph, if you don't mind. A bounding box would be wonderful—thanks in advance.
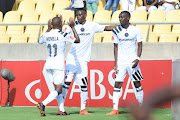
[39,29,75,70]
[112,25,143,65]
[65,21,105,62]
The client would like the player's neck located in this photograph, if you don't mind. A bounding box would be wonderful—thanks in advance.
[122,23,130,29]
[80,20,86,25]
[53,27,62,31]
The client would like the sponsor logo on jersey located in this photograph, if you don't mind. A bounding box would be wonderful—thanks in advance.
[78,33,90,36]
[80,28,85,32]
[125,33,129,37]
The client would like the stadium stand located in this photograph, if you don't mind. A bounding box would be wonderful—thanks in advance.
[102,31,112,43]
[148,33,159,42]
[111,10,122,23]
[94,33,103,43]
[159,34,178,42]
[93,10,111,23]
[130,10,148,22]
[17,0,35,12]
[53,0,71,12]
[10,34,27,43]
[0,34,9,43]
[35,0,52,14]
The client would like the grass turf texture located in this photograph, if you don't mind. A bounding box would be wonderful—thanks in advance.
[0,107,172,120]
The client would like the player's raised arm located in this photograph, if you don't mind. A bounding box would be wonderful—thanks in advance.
[68,17,80,43]
[46,19,53,32]
[104,26,116,31]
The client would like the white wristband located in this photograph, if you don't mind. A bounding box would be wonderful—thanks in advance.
[136,57,140,60]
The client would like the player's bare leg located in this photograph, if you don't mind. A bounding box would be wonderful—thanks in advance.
[106,82,123,115]
[79,85,91,115]
[134,81,144,106]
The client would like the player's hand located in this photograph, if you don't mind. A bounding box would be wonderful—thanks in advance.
[68,17,75,28]
[114,63,119,72]
[132,59,139,68]
[47,19,52,32]
[59,14,65,26]
[131,105,152,120]
[146,5,150,11]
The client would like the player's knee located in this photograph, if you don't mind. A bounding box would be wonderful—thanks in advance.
[134,81,141,88]
[65,82,71,86]
[114,82,123,88]
[55,89,61,95]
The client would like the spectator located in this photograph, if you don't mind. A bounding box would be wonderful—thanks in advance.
[86,0,98,16]
[105,0,120,14]
[67,0,87,17]
[158,0,176,17]
[121,0,136,13]
[136,0,158,13]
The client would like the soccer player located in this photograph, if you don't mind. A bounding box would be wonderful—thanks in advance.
[57,8,115,115]
[106,11,144,115]
[37,16,80,116]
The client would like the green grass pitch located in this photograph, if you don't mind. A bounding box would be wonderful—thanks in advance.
[0,107,172,120]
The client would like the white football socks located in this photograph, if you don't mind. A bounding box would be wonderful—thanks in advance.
[113,88,121,110]
[136,86,144,105]
[62,84,69,101]
[42,90,58,106]
[56,94,65,112]
[81,87,88,110]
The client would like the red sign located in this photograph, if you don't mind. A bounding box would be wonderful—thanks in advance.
[0,60,172,108]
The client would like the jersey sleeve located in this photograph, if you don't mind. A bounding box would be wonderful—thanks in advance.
[62,32,76,43]
[38,33,46,44]
[112,30,118,44]
[93,22,105,33]
[64,25,73,37]
[136,28,143,42]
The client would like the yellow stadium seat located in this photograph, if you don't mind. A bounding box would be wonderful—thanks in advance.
[148,10,166,22]
[130,10,148,22]
[102,31,112,43]
[28,34,39,43]
[0,11,2,22]
[159,34,178,42]
[10,34,27,43]
[93,10,111,23]
[87,10,93,21]
[3,11,21,23]
[18,0,35,12]
[136,24,152,34]
[0,34,9,43]
[136,0,143,9]
[58,10,74,21]
[111,10,122,23]
[33,0,40,4]
[153,24,171,35]
[178,36,180,42]
[141,33,147,42]
[21,11,39,23]
[6,25,24,36]
[97,0,106,11]
[39,11,56,23]
[94,33,103,43]
[35,0,53,14]
[53,1,71,12]
[148,33,159,42]
[0,26,6,34]
[166,10,180,22]
[172,24,180,34]
[25,25,42,36]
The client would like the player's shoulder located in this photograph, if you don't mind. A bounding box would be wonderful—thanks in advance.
[130,25,141,32]
[112,25,122,35]
[58,31,69,37]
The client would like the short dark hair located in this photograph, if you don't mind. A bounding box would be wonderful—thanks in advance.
[120,11,131,18]
[76,8,87,14]
[51,17,62,28]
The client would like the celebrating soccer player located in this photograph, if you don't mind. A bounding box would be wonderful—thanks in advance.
[37,16,80,116]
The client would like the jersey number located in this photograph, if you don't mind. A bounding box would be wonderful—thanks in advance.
[47,44,57,57]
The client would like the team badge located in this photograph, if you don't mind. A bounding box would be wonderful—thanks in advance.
[125,33,129,37]
[81,28,85,32]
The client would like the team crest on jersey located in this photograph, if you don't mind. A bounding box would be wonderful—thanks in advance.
[81,28,85,32]
[125,33,129,37]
